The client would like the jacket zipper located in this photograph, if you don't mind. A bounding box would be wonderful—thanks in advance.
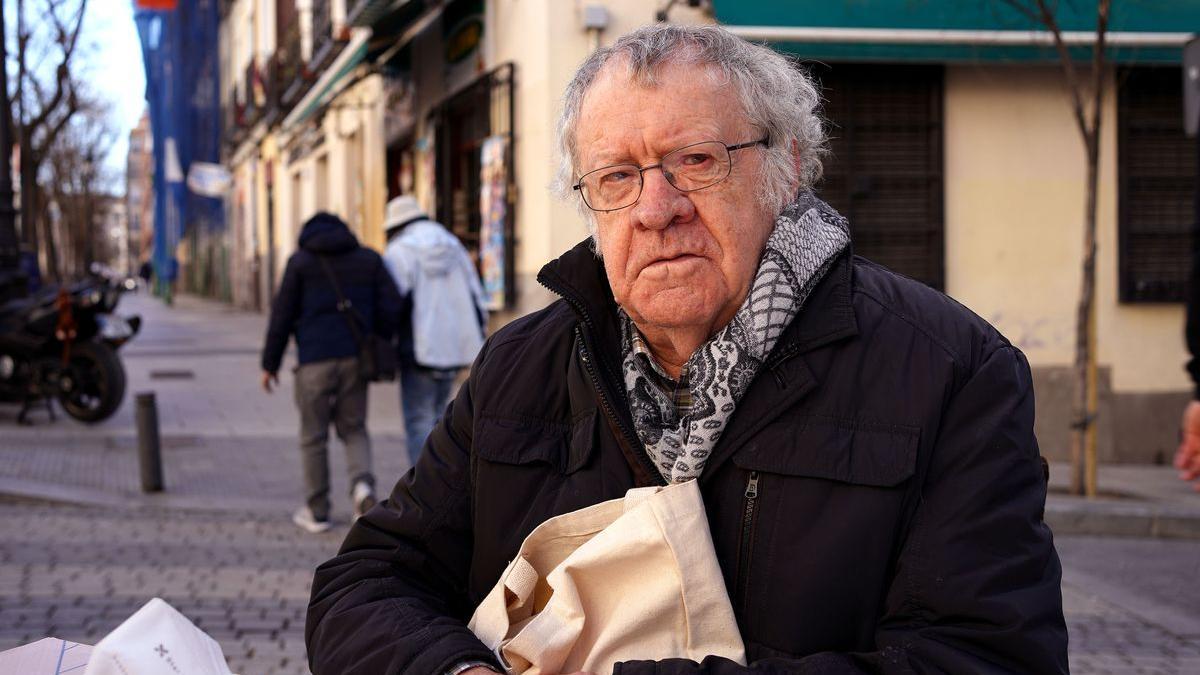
[536,271,663,484]
[574,326,664,485]
[736,471,760,616]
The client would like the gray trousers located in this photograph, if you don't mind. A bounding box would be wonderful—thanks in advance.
[293,357,374,520]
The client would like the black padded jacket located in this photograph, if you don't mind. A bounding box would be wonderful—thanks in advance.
[306,240,1068,675]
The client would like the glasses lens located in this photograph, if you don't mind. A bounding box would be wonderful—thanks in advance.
[662,142,730,192]
[581,164,642,211]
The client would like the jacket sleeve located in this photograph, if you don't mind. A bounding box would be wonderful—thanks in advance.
[260,255,302,373]
[373,254,402,341]
[616,345,1068,675]
[305,345,501,675]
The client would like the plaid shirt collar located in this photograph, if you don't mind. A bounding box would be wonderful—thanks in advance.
[623,313,693,421]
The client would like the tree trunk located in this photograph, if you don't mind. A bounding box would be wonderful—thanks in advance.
[35,187,59,282]
[20,136,39,257]
[1069,131,1101,497]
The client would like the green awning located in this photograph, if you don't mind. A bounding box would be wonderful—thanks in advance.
[346,0,416,28]
[714,1,1198,64]
[284,30,371,130]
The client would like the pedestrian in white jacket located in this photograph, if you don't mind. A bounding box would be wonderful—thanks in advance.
[381,196,488,465]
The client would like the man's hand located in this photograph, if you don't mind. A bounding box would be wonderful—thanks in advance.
[261,371,279,394]
[1176,400,1200,491]
[456,662,592,667]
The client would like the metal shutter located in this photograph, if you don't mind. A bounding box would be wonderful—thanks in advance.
[811,63,945,290]
[1118,66,1196,303]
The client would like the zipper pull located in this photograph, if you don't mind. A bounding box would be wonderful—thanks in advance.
[745,471,759,499]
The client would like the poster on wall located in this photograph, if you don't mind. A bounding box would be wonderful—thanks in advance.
[479,135,508,310]
[415,125,437,217]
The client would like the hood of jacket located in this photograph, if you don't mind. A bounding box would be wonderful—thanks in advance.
[299,212,359,255]
[394,220,466,276]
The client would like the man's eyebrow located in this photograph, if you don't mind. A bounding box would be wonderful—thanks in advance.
[581,153,637,172]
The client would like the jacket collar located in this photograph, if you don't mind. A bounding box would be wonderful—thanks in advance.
[538,238,861,483]
[536,238,859,362]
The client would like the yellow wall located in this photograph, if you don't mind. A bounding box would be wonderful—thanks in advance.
[490,0,710,293]
[945,65,1188,394]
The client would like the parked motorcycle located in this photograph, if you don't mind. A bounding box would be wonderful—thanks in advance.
[0,272,141,424]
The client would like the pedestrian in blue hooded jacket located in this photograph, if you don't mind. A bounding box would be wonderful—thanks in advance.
[381,196,489,466]
[260,212,401,533]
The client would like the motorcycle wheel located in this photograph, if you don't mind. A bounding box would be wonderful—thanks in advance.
[57,341,127,423]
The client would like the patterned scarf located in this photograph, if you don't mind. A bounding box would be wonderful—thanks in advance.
[620,192,851,483]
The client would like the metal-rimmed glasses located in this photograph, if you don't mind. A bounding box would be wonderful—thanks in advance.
[571,136,770,212]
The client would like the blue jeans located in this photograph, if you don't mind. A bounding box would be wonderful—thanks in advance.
[400,364,459,467]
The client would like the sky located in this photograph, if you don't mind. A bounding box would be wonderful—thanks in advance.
[82,0,146,185]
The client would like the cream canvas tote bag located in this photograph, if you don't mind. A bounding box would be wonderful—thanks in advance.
[468,479,746,675]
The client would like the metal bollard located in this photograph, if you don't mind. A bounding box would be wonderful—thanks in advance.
[135,392,164,492]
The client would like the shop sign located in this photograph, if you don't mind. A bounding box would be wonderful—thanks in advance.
[445,17,483,65]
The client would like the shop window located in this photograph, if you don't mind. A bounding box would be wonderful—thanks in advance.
[1118,66,1196,303]
[430,63,516,308]
[811,63,945,290]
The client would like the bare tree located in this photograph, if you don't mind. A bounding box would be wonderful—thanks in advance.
[43,94,116,279]
[11,0,90,281]
[999,0,1111,496]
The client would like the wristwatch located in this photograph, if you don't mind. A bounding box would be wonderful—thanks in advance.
[445,660,500,675]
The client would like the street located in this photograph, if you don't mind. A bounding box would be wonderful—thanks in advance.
[0,294,1198,674]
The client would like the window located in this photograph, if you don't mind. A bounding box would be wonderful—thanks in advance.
[811,63,945,289]
[431,63,516,306]
[1118,66,1196,303]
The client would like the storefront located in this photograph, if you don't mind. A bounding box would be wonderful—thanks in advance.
[714,0,1199,462]
[381,0,516,308]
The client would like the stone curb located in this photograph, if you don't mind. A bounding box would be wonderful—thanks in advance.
[1045,497,1200,539]
[0,476,295,516]
[7,475,1200,540]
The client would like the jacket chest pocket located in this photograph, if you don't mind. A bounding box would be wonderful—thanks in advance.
[728,416,919,653]
[469,411,602,596]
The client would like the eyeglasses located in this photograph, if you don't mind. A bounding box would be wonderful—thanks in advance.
[572,136,770,212]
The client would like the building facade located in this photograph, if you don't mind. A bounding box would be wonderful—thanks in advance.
[126,112,155,276]
[714,2,1197,464]
[215,0,1198,463]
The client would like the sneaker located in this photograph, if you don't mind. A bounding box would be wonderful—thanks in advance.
[352,481,377,520]
[292,506,332,534]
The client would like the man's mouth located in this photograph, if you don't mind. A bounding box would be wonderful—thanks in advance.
[640,253,703,278]
[652,252,700,265]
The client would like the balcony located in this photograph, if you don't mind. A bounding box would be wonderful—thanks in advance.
[222,101,248,152]
[311,0,336,70]
[242,58,266,128]
[277,18,309,109]
[344,0,372,25]
[261,53,282,125]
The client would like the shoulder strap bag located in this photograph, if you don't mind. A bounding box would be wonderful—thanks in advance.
[316,255,397,382]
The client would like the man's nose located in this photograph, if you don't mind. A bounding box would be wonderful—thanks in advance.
[632,167,694,230]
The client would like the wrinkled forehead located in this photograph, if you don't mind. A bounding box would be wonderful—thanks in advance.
[575,58,752,166]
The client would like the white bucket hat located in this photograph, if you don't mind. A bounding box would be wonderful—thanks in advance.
[384,195,428,232]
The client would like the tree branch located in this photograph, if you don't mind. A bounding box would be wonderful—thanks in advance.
[24,0,88,140]
[1089,0,1111,142]
[1032,0,1092,142]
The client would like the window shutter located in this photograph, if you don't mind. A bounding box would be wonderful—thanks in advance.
[1119,66,1196,303]
[813,64,945,289]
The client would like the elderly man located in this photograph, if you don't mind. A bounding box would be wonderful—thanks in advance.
[306,25,1067,674]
